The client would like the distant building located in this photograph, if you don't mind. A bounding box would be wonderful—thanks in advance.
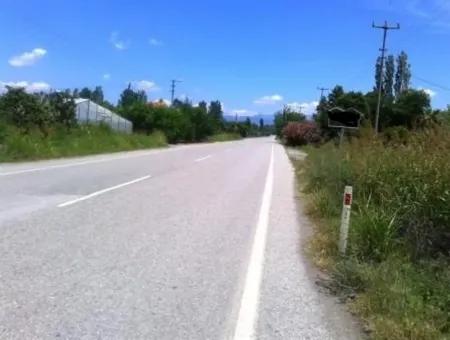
[74,99,132,133]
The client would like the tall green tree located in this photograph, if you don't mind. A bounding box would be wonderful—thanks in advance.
[198,101,207,114]
[315,96,329,130]
[395,51,411,98]
[384,55,395,98]
[259,118,264,130]
[79,87,92,99]
[391,89,430,128]
[374,56,383,92]
[274,106,306,137]
[327,85,345,107]
[118,84,147,108]
[374,55,395,98]
[208,100,224,132]
[91,86,104,104]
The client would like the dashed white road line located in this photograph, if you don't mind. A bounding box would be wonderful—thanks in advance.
[233,144,274,340]
[194,155,212,162]
[58,175,151,208]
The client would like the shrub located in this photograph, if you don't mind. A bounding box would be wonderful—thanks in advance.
[383,126,410,145]
[303,126,450,259]
[207,132,241,142]
[44,92,76,128]
[282,122,321,146]
[0,124,167,162]
[299,126,450,338]
[0,87,51,133]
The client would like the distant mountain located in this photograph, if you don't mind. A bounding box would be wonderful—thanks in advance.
[223,113,275,125]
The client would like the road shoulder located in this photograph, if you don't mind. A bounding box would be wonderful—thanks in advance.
[256,143,362,339]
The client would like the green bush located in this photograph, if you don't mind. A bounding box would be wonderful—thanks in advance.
[0,87,51,133]
[207,132,241,142]
[299,126,450,339]
[383,126,410,145]
[303,126,450,259]
[0,124,167,162]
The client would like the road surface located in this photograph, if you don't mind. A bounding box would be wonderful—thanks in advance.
[0,137,360,339]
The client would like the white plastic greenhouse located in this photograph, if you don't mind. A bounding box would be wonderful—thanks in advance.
[74,99,133,133]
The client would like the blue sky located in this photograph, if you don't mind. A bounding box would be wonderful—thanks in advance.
[1,0,450,116]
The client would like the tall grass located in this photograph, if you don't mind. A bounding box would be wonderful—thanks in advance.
[0,123,167,162]
[298,126,450,339]
[207,132,242,142]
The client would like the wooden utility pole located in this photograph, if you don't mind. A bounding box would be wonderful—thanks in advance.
[372,21,400,135]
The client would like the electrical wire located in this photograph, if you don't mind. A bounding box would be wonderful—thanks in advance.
[412,75,450,92]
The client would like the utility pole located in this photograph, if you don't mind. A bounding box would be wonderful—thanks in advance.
[316,87,329,118]
[170,79,182,104]
[372,21,400,135]
[317,86,329,100]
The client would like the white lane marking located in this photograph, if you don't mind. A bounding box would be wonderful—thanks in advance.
[233,144,274,340]
[194,155,212,162]
[58,175,151,208]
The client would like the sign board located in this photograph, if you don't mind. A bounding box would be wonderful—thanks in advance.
[327,107,362,129]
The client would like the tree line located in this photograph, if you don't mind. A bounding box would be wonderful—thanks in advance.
[0,83,272,143]
[275,51,450,144]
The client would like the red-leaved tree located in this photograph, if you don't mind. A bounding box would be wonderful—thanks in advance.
[282,122,321,146]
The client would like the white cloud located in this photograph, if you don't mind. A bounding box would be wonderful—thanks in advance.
[8,48,47,67]
[110,32,129,50]
[103,73,111,80]
[287,101,319,115]
[0,81,50,93]
[232,109,258,116]
[253,94,283,105]
[419,87,437,97]
[149,38,163,46]
[132,80,159,92]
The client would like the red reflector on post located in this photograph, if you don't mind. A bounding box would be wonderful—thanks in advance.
[344,193,352,206]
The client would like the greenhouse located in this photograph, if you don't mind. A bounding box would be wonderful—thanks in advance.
[74,99,132,133]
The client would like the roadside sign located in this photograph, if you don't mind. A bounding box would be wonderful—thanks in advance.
[327,107,362,129]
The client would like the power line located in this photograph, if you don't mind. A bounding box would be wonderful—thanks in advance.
[412,75,450,92]
[372,20,400,135]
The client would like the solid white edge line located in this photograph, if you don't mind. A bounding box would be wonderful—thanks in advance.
[58,175,151,208]
[233,144,274,340]
[194,155,212,162]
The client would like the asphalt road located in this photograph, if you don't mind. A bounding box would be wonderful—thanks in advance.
[0,137,360,339]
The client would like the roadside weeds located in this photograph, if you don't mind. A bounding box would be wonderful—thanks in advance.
[286,131,450,340]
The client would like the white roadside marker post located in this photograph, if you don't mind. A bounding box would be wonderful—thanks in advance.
[339,186,353,255]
